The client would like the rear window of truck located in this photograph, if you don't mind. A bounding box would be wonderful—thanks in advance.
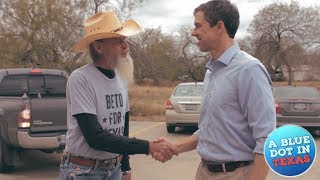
[0,74,67,97]
[0,75,27,96]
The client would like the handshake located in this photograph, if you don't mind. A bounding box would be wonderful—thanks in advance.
[148,138,178,163]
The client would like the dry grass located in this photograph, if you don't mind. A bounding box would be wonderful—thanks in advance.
[129,81,320,122]
[128,84,174,119]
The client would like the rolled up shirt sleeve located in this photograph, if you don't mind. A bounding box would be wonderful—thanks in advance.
[238,63,276,154]
[194,129,200,137]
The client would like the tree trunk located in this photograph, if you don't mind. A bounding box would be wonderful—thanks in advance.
[288,68,293,85]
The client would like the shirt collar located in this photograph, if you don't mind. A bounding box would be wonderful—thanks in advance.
[216,44,240,66]
[206,44,240,71]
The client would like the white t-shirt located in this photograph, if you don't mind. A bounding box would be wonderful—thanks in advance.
[65,63,128,159]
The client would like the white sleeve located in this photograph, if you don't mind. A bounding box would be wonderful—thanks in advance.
[67,72,96,116]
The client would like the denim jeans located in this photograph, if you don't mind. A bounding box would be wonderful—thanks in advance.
[60,161,122,180]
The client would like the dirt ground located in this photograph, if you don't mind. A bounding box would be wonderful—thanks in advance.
[131,115,165,122]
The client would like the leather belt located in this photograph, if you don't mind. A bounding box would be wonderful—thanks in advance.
[64,154,122,171]
[202,159,253,173]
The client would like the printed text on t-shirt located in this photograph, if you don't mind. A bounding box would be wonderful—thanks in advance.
[104,93,125,135]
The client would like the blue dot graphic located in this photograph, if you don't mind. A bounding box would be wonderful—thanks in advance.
[264,124,316,177]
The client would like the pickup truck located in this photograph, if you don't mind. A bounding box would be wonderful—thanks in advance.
[0,68,68,172]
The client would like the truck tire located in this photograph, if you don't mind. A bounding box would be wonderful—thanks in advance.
[0,138,14,173]
[166,125,175,133]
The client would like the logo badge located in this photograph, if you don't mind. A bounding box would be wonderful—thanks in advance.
[264,124,316,177]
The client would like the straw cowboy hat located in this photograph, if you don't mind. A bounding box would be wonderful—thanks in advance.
[73,11,141,52]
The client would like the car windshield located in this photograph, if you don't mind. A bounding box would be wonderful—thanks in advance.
[173,84,203,96]
[273,86,320,98]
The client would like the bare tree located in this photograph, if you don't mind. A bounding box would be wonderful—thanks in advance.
[247,1,320,84]
[131,28,183,83]
[0,0,144,72]
[0,0,83,69]
[77,0,143,18]
[176,26,209,81]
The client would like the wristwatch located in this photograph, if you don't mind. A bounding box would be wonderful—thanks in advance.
[122,170,131,175]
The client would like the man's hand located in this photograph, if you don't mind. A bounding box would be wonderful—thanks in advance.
[151,144,178,163]
[149,137,178,163]
[250,153,269,180]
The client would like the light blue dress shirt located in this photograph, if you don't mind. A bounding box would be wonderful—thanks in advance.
[194,44,276,162]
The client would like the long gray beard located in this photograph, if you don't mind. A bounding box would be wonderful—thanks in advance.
[115,53,134,85]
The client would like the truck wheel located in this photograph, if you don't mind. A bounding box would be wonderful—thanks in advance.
[166,125,175,133]
[0,138,14,173]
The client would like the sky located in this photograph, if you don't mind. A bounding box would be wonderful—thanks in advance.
[131,0,320,39]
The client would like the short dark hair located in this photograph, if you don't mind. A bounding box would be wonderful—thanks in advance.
[194,0,239,38]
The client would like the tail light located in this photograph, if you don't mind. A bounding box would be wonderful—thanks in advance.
[30,69,42,73]
[165,100,174,110]
[275,101,281,114]
[18,103,31,128]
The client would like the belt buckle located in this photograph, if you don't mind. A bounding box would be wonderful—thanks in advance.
[102,159,116,171]
[204,161,228,173]
[209,163,224,173]
[223,162,238,172]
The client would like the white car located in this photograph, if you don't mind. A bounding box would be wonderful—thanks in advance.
[165,82,203,133]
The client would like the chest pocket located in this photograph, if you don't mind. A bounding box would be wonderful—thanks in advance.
[209,75,238,111]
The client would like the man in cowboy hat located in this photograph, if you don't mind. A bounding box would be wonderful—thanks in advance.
[60,11,177,180]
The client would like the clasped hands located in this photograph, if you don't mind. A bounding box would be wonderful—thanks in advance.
[149,137,178,163]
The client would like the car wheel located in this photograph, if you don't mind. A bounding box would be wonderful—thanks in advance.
[0,138,14,173]
[166,125,175,133]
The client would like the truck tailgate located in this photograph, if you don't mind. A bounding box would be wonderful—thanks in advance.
[30,98,67,133]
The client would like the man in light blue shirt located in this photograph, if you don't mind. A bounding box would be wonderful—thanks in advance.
[197,43,275,163]
[153,0,276,179]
